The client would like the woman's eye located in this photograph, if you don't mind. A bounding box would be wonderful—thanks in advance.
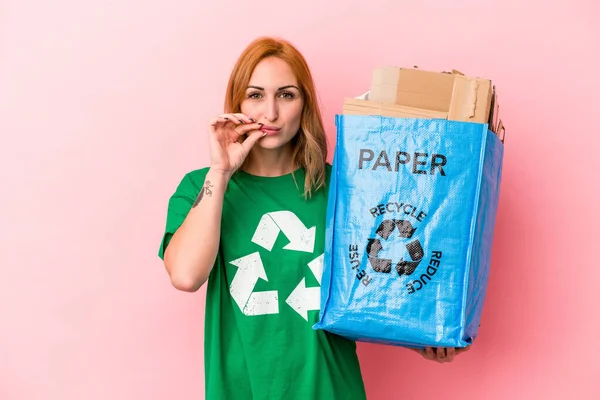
[247,91,296,100]
[279,91,295,99]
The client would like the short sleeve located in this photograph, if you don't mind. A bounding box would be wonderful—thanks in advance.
[157,169,208,260]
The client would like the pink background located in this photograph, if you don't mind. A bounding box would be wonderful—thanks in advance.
[1,0,599,399]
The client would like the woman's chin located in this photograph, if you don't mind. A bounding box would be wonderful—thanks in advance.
[255,134,295,150]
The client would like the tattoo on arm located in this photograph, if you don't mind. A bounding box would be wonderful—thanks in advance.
[192,181,214,207]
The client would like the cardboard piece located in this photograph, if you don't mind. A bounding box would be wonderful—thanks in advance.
[447,75,493,124]
[496,119,505,143]
[343,98,447,120]
[368,66,495,125]
[492,88,500,134]
[346,66,505,141]
[370,67,456,112]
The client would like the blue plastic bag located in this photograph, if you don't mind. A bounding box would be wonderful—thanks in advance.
[314,114,504,348]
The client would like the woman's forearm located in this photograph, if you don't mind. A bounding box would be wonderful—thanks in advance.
[163,168,230,292]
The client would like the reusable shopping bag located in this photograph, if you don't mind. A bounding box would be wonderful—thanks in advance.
[314,114,504,348]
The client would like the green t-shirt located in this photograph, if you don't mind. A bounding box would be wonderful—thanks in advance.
[158,165,366,400]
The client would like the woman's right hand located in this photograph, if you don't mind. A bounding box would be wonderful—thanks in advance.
[207,113,265,177]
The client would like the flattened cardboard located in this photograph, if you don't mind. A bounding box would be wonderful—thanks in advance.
[350,65,506,142]
[447,75,493,124]
[370,67,457,112]
[496,119,505,143]
[371,66,401,86]
[488,86,497,130]
[369,85,400,105]
[343,98,447,119]
[492,88,500,133]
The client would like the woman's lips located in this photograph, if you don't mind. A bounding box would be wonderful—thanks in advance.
[260,125,281,136]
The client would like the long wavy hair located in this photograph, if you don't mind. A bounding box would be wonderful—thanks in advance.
[224,37,327,199]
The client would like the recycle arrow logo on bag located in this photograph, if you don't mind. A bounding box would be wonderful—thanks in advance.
[366,219,425,276]
[228,211,323,322]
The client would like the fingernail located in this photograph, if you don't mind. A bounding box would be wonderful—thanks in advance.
[249,118,256,122]
[237,119,243,124]
[258,123,264,126]
[223,117,229,120]
[262,132,267,137]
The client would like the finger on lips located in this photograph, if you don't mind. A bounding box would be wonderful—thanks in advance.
[234,122,264,136]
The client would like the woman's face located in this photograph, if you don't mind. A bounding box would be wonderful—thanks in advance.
[240,56,304,151]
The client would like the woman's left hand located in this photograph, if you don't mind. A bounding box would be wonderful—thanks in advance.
[411,346,471,363]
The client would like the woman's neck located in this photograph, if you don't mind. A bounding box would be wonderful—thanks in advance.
[242,144,296,177]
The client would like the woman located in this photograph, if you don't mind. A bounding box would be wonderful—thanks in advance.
[158,36,367,399]
[158,36,465,399]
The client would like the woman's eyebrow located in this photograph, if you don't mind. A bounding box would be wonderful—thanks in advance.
[247,85,300,91]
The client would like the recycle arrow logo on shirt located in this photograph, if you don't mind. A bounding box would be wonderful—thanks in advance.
[228,211,323,321]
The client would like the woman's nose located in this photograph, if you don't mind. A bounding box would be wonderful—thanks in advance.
[263,98,279,122]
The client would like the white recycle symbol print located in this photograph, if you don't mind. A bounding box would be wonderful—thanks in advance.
[228,211,324,321]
